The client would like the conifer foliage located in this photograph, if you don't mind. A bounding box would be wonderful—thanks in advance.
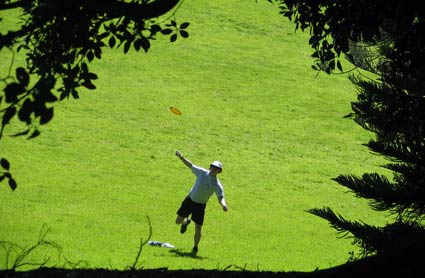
[275,0,425,257]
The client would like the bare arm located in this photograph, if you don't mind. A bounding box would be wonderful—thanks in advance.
[218,196,228,212]
[175,150,192,169]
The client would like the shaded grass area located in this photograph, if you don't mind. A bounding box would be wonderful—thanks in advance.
[1,249,424,278]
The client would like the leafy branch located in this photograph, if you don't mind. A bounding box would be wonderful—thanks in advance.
[0,0,189,189]
[0,158,16,190]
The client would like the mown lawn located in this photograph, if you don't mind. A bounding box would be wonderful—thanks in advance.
[0,0,391,272]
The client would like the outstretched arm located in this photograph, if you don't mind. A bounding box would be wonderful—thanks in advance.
[175,150,192,169]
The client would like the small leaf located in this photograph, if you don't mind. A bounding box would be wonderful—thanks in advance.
[179,30,189,38]
[1,158,10,170]
[94,48,102,59]
[82,80,96,90]
[87,72,98,80]
[71,89,80,99]
[9,178,17,190]
[2,107,16,126]
[16,67,30,87]
[170,34,177,42]
[124,40,131,54]
[150,24,162,35]
[140,37,150,52]
[97,31,108,40]
[180,22,190,29]
[87,50,94,62]
[161,28,173,35]
[0,175,5,182]
[134,39,141,51]
[39,107,54,125]
[109,36,116,48]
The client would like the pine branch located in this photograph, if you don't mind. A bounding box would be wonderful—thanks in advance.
[334,172,425,221]
[333,174,396,210]
[309,207,384,256]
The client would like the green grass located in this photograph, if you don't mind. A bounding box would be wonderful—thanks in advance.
[0,0,391,272]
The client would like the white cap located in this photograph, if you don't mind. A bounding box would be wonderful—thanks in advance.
[210,161,223,169]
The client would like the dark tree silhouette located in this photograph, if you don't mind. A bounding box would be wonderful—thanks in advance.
[0,0,187,189]
[274,0,425,258]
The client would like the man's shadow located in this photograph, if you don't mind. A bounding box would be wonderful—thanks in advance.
[169,249,206,260]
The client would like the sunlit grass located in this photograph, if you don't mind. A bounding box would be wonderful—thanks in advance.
[0,0,390,272]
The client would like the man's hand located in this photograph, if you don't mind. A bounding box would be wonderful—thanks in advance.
[176,150,192,168]
[219,197,228,212]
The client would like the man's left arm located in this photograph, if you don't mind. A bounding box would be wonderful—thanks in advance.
[218,196,228,212]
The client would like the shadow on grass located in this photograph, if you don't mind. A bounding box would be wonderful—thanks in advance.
[168,248,207,260]
[1,253,425,278]
[1,244,424,278]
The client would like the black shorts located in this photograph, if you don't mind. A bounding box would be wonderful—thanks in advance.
[176,196,207,225]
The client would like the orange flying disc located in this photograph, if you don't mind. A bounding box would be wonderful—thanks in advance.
[170,107,182,115]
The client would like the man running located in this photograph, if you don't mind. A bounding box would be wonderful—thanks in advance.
[174,150,228,254]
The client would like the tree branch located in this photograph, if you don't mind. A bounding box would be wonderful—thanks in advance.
[0,0,31,11]
[98,0,182,20]
[1,0,181,21]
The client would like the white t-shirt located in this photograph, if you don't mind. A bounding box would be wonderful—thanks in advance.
[188,165,224,204]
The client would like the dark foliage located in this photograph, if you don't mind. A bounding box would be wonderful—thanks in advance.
[0,0,188,189]
[274,0,425,259]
